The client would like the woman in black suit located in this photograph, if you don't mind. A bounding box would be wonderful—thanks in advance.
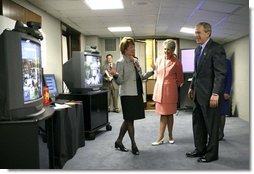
[109,37,154,155]
[186,22,227,163]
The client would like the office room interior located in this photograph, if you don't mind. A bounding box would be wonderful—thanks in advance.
[0,0,251,170]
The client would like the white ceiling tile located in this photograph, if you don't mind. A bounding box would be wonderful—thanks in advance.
[213,0,248,6]
[227,14,249,24]
[201,0,242,13]
[234,5,249,15]
[25,0,249,44]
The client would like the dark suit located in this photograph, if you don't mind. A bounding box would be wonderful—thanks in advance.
[190,39,227,161]
[221,59,232,115]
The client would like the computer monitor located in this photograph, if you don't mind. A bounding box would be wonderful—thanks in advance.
[44,74,59,100]
[180,48,195,73]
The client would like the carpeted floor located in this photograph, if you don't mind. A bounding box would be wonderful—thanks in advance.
[63,110,250,170]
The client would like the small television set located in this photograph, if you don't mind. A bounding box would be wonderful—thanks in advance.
[0,29,44,121]
[180,48,195,73]
[44,74,59,100]
[63,51,103,93]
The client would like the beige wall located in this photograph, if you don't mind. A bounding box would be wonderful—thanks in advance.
[224,36,249,122]
[179,39,197,49]
[97,37,121,64]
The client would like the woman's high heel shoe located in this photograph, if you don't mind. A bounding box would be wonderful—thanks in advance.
[132,146,139,155]
[168,139,175,144]
[168,137,175,144]
[115,142,128,152]
[152,138,164,146]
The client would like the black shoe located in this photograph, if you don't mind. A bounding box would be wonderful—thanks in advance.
[197,157,209,163]
[132,146,139,155]
[218,133,224,141]
[115,142,128,152]
[197,156,218,163]
[186,149,204,158]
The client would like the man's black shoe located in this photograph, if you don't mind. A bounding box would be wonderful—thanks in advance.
[218,132,224,141]
[197,157,209,163]
[186,149,204,158]
[197,156,218,163]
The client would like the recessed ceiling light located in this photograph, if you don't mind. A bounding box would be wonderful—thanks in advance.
[85,0,124,10]
[108,27,132,32]
[180,27,195,34]
[132,0,149,6]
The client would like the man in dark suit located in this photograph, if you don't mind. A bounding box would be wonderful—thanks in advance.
[186,22,227,163]
[219,58,232,141]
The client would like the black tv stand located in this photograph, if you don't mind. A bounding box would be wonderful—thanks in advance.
[0,107,55,169]
[58,90,111,140]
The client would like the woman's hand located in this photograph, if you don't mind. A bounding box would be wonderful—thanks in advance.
[151,63,156,71]
[188,88,193,100]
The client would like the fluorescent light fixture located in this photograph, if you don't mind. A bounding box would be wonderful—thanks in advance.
[108,26,132,32]
[85,0,124,10]
[180,27,195,34]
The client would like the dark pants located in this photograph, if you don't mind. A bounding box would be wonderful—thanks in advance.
[192,101,220,160]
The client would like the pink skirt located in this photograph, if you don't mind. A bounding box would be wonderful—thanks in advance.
[155,102,177,115]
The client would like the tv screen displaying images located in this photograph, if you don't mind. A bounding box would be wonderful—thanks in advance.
[63,51,103,93]
[21,39,43,103]
[84,54,102,87]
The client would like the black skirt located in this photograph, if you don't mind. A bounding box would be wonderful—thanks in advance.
[121,94,145,121]
[120,64,145,121]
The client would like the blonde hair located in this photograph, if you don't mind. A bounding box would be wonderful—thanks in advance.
[119,37,135,54]
[163,39,176,51]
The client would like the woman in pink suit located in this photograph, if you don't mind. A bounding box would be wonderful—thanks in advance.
[152,39,184,146]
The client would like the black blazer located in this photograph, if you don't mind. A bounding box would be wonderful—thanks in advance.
[190,39,227,105]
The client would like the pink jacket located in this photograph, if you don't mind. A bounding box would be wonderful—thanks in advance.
[153,55,184,104]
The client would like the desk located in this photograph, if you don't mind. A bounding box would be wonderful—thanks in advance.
[53,101,85,169]
[0,102,85,169]
[58,90,112,140]
[0,107,55,169]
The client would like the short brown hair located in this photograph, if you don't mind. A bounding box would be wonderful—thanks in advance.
[196,22,212,37]
[106,54,113,59]
[119,37,135,54]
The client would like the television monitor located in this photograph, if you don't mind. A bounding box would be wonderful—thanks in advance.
[44,74,59,99]
[63,51,103,93]
[180,48,195,73]
[0,30,44,121]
